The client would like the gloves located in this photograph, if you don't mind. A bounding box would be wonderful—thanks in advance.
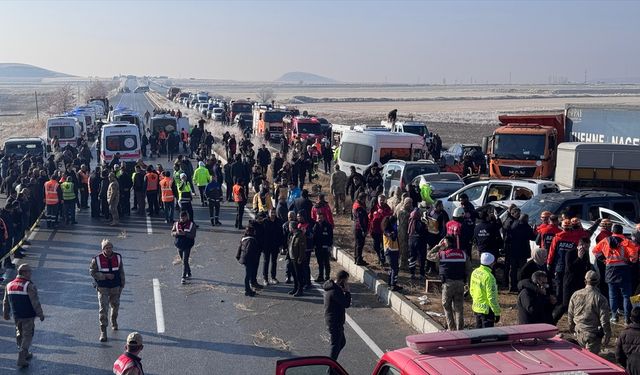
[494,315,500,324]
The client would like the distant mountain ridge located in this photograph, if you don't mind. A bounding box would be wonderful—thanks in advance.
[275,71,337,84]
[0,63,72,78]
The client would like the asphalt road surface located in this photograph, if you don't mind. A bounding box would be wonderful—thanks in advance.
[0,90,415,374]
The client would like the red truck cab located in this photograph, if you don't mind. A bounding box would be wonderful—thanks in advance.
[283,116,323,144]
[275,324,624,375]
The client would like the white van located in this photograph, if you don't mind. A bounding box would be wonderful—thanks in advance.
[149,114,177,134]
[100,123,141,164]
[113,111,145,135]
[381,120,430,139]
[4,137,47,159]
[337,130,427,174]
[47,117,82,149]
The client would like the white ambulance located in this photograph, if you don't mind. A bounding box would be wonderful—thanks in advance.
[47,116,82,149]
[100,123,141,165]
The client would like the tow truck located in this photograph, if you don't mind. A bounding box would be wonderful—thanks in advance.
[275,324,624,375]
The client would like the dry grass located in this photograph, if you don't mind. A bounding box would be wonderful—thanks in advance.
[184,282,228,296]
[234,302,254,312]
[252,329,292,351]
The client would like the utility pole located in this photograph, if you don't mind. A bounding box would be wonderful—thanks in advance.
[584,69,588,84]
[34,91,39,121]
[509,72,512,85]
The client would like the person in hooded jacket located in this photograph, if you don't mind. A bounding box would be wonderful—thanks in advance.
[408,208,428,279]
[323,270,351,360]
[517,270,554,324]
[616,306,640,375]
[311,193,334,228]
[518,247,548,283]
[236,226,260,297]
[369,194,392,265]
[505,214,536,292]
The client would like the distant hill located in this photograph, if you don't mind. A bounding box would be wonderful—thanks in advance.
[0,63,73,78]
[275,71,337,84]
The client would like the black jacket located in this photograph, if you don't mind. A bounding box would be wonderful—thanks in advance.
[323,280,351,328]
[507,219,535,261]
[617,323,640,373]
[292,197,312,223]
[236,236,260,265]
[516,279,553,325]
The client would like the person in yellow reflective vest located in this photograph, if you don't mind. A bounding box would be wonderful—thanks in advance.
[60,172,77,225]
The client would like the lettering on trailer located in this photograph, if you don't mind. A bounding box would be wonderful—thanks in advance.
[571,132,640,145]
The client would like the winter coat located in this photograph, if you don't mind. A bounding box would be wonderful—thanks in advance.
[236,235,260,265]
[517,279,553,324]
[369,204,392,235]
[563,249,591,307]
[507,219,535,261]
[323,280,351,328]
[330,170,347,196]
[311,201,334,227]
[292,197,313,223]
[288,231,307,264]
[616,323,640,373]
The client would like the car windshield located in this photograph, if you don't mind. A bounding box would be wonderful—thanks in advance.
[519,196,561,225]
[403,125,427,136]
[404,164,441,182]
[49,126,75,139]
[151,118,177,132]
[494,134,545,160]
[421,173,460,182]
[298,123,321,134]
[5,143,43,157]
[264,112,287,123]
[232,103,252,113]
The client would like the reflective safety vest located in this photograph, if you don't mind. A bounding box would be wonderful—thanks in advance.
[78,170,89,184]
[95,253,123,289]
[160,177,175,203]
[438,248,467,282]
[6,277,36,319]
[113,352,144,375]
[61,181,75,201]
[593,234,638,266]
[178,182,192,204]
[232,184,244,203]
[44,180,59,205]
[145,172,158,191]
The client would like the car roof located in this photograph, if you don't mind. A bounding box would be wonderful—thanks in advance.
[5,137,44,143]
[385,160,437,166]
[402,337,621,374]
[466,179,558,188]
[533,190,633,202]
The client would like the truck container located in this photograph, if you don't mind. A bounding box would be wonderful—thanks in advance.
[485,104,640,179]
[555,142,640,194]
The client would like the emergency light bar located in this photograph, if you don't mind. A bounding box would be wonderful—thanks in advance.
[406,324,558,354]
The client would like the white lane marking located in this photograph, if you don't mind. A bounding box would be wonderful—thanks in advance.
[27,226,38,241]
[146,215,153,234]
[152,278,166,334]
[243,203,386,358]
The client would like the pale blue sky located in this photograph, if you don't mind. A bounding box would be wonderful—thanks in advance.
[1,0,638,83]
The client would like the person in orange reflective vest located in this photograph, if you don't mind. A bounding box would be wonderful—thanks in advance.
[113,332,144,375]
[77,164,90,209]
[44,174,63,228]
[233,178,247,230]
[159,171,178,224]
[143,166,159,216]
[2,264,44,368]
[593,223,639,325]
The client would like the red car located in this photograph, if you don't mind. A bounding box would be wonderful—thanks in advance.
[275,324,624,375]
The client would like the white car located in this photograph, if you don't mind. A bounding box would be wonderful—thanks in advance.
[441,179,559,218]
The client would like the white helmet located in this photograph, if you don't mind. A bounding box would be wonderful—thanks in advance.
[453,207,465,218]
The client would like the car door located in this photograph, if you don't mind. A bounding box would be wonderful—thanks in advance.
[599,207,636,227]
[275,356,349,375]
[445,183,486,216]
[484,183,513,205]
[383,164,400,195]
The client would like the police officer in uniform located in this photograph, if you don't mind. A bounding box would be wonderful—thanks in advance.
[113,332,145,375]
[3,264,44,368]
[90,239,125,342]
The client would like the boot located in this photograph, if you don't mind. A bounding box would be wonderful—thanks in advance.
[99,326,108,342]
[111,320,118,331]
[17,350,29,368]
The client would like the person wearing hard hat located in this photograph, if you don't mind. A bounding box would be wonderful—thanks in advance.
[113,332,145,375]
[90,239,125,342]
[568,270,611,354]
[535,211,562,251]
[3,264,44,368]
[593,223,639,325]
[446,206,465,250]
[547,218,583,322]
[470,252,501,328]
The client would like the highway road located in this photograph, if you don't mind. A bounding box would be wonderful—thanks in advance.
[0,88,415,374]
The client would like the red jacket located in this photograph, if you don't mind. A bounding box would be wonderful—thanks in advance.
[536,223,562,250]
[446,220,463,249]
[369,204,392,235]
[311,202,334,227]
[547,230,583,271]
